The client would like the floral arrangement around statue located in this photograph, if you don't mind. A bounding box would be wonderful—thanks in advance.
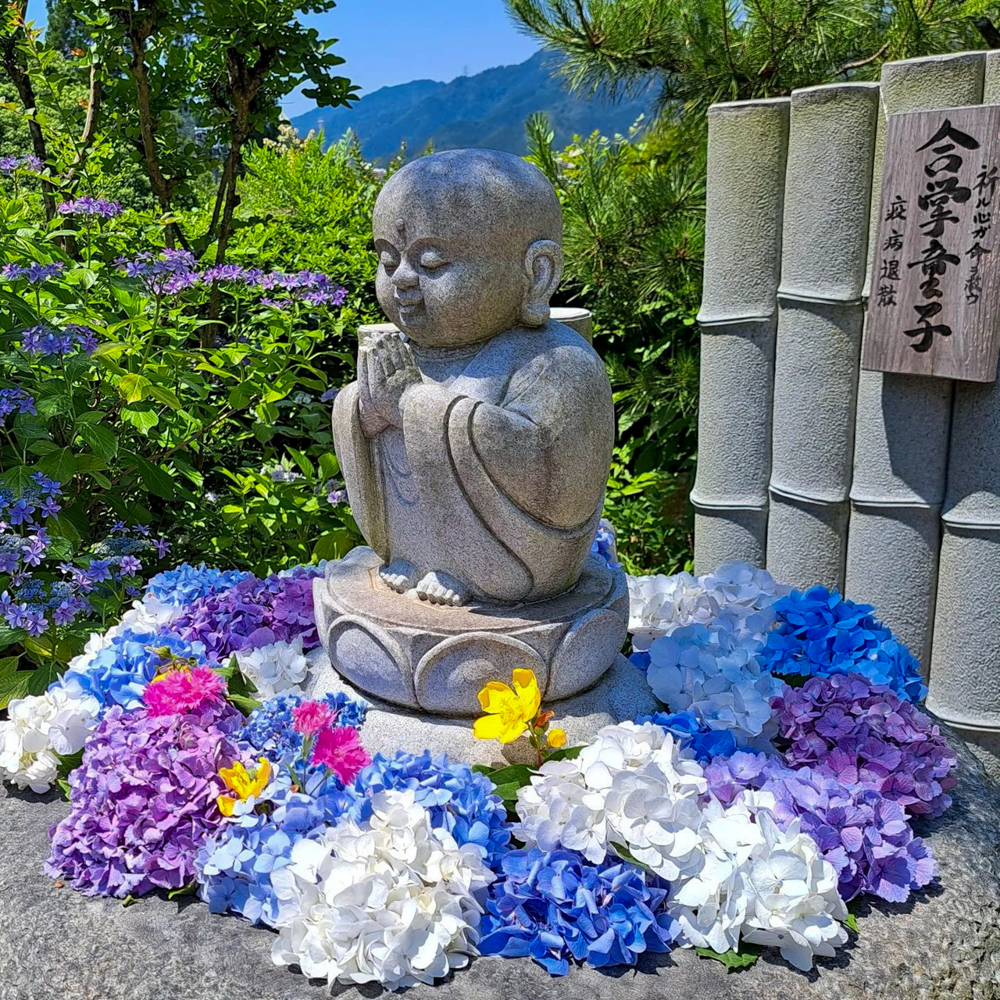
[0,554,958,990]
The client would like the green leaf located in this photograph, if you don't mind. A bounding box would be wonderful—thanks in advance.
[228,693,262,716]
[76,421,118,460]
[609,841,657,878]
[1,465,35,492]
[694,945,762,971]
[118,373,152,403]
[145,383,182,410]
[35,392,74,419]
[845,913,860,934]
[132,455,175,499]
[0,656,29,710]
[37,447,77,484]
[490,780,526,802]
[91,341,128,359]
[779,673,812,689]
[287,447,315,478]
[481,763,534,796]
[56,749,84,781]
[313,529,354,561]
[57,778,72,801]
[120,407,159,434]
[25,660,63,695]
[546,745,584,762]
[167,882,197,900]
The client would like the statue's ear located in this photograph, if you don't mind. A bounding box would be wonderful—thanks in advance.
[519,239,564,327]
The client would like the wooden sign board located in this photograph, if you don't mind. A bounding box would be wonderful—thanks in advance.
[863,105,1000,383]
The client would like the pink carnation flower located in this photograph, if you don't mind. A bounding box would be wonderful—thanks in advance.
[143,666,227,717]
[311,725,370,784]
[292,700,335,735]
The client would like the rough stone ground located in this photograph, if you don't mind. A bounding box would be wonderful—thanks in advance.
[1,726,998,1000]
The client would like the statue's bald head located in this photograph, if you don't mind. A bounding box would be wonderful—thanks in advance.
[372,150,565,346]
[375,148,562,252]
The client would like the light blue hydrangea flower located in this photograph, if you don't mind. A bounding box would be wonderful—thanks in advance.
[144,563,250,607]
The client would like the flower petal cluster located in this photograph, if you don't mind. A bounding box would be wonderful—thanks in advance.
[350,751,511,869]
[235,636,309,697]
[46,701,244,897]
[0,687,99,792]
[672,799,848,971]
[195,769,357,926]
[636,709,738,762]
[142,665,227,717]
[474,668,541,743]
[590,519,621,569]
[516,723,707,873]
[772,672,957,818]
[479,848,678,975]
[763,586,926,702]
[646,623,786,744]
[173,565,322,662]
[237,691,368,766]
[270,789,495,991]
[144,563,250,607]
[706,755,938,903]
[516,723,849,969]
[57,628,207,716]
[312,726,370,784]
[628,562,787,654]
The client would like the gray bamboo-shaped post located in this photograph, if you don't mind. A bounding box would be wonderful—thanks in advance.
[846,52,986,666]
[766,83,879,589]
[927,51,1000,734]
[692,98,790,574]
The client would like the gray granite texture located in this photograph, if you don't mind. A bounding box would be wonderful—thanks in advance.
[313,549,629,716]
[2,723,998,1000]
[333,148,615,610]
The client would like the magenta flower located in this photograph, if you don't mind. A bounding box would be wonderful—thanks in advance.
[292,700,335,736]
[143,666,227,717]
[311,726,370,784]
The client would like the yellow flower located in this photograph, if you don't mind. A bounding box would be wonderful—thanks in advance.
[473,668,541,744]
[217,757,272,816]
[547,728,567,749]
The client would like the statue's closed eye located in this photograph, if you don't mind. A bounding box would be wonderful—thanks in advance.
[419,250,448,271]
[380,250,400,272]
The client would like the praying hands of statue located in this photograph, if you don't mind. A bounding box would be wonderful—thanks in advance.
[358,330,422,436]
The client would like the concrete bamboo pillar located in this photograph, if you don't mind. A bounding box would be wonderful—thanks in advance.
[692,98,790,573]
[926,51,1000,733]
[846,52,986,667]
[767,83,879,590]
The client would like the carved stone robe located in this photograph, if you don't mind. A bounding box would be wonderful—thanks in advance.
[332,322,615,604]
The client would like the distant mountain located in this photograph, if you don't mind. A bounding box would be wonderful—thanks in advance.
[290,50,653,162]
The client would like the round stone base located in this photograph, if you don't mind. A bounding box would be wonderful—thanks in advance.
[313,548,629,715]
[306,650,658,767]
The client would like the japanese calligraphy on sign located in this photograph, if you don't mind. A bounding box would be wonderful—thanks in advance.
[863,104,1000,382]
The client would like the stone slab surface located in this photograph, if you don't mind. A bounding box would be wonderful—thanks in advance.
[1,726,998,999]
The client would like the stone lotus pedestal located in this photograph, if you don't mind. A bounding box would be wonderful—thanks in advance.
[313,547,630,721]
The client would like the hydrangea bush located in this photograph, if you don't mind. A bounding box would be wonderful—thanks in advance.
[0,557,960,990]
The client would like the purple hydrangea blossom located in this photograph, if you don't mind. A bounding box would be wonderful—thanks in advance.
[0,388,36,419]
[57,197,123,219]
[46,701,245,898]
[1,261,65,284]
[771,672,958,818]
[704,754,938,903]
[18,323,96,357]
[173,564,323,661]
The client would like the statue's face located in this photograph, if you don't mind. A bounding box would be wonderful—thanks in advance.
[372,181,527,348]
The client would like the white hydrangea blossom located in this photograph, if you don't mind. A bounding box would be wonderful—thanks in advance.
[270,789,494,991]
[646,623,786,744]
[0,687,100,792]
[515,724,848,971]
[670,793,848,970]
[627,572,718,652]
[114,593,185,636]
[235,637,309,697]
[627,562,788,650]
[516,722,707,874]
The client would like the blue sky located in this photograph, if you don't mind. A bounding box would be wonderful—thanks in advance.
[27,0,541,116]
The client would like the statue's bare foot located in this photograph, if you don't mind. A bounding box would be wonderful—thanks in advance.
[415,571,470,607]
[379,559,419,594]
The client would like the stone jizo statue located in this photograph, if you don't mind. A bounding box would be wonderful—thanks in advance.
[315,148,628,716]
[333,149,614,607]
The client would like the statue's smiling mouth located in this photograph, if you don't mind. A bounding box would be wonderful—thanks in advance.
[395,296,424,317]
